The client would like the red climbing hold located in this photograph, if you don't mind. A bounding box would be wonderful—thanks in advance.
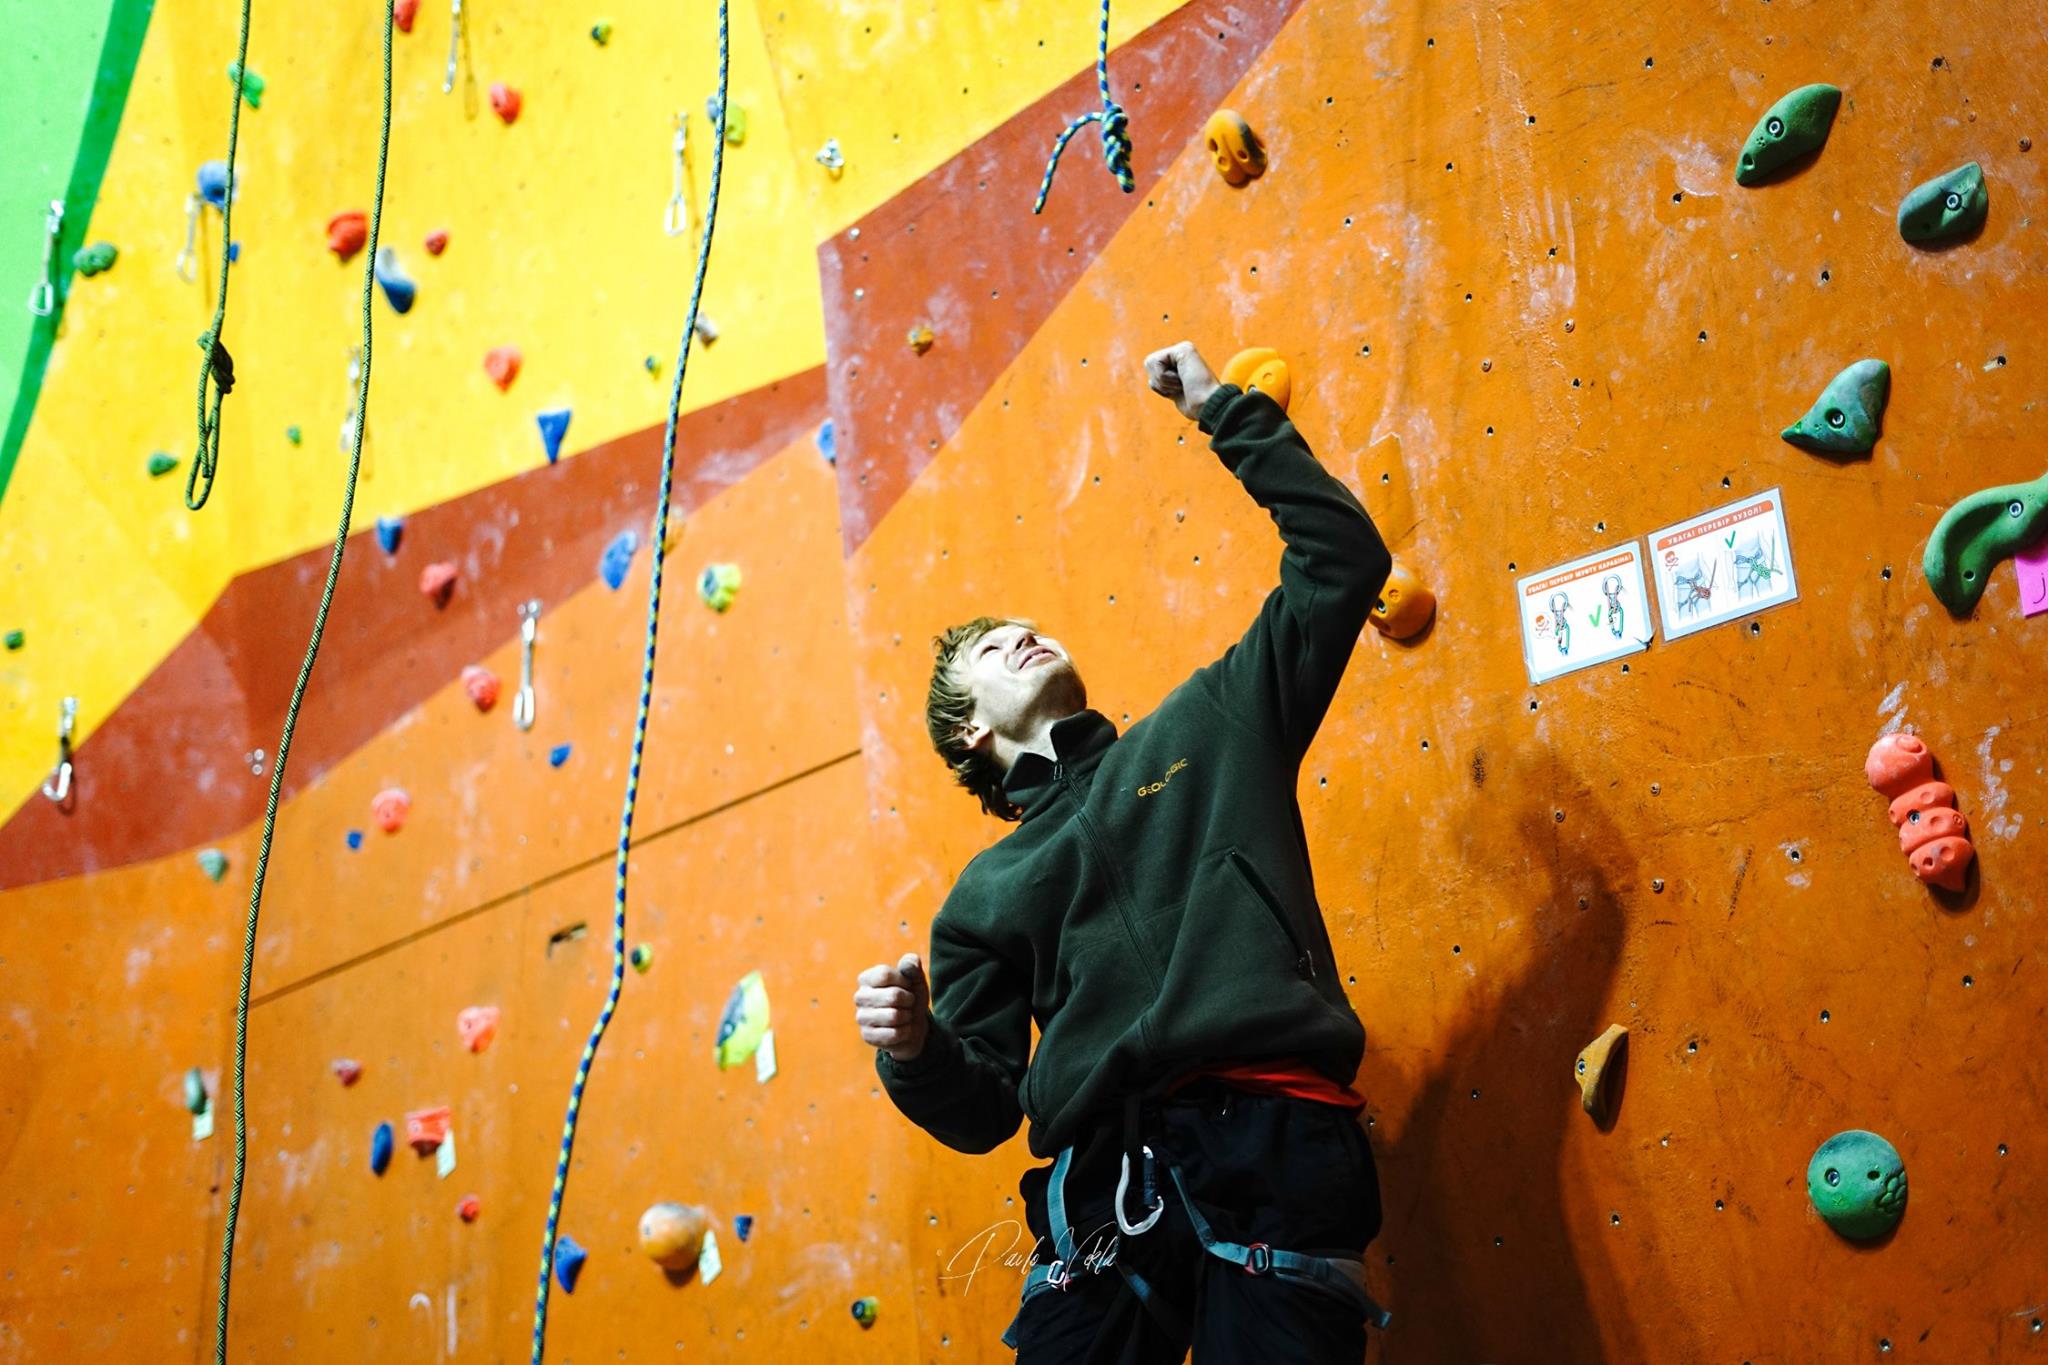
[372,787,412,834]
[484,346,522,391]
[458,1194,481,1222]
[327,211,368,262]
[490,82,522,124]
[405,1105,452,1153]
[394,0,420,32]
[332,1058,363,1086]
[461,664,500,711]
[424,228,449,256]
[419,561,459,607]
[1865,734,1975,891]
[457,1005,500,1053]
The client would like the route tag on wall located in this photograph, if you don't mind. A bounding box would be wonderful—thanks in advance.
[1516,542,1655,684]
[1647,489,1799,642]
[2016,538,2048,618]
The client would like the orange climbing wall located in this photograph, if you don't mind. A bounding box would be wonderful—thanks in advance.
[3,1,2046,1363]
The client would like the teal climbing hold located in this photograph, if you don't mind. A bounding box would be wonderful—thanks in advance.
[374,247,416,314]
[184,1066,210,1115]
[1780,359,1889,456]
[4,630,23,651]
[537,409,572,464]
[148,452,179,478]
[1923,469,2048,614]
[1807,1129,1907,1240]
[1734,84,1840,185]
[1898,161,1988,244]
[72,242,119,277]
[228,61,264,108]
[286,425,302,445]
[198,848,229,882]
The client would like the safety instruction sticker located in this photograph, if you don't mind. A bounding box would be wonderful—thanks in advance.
[1516,542,1655,684]
[1647,489,1798,641]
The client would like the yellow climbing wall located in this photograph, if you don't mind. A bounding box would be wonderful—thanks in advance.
[3,0,2045,1361]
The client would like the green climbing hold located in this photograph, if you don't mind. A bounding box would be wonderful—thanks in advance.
[197,848,229,882]
[1898,161,1987,244]
[72,242,119,277]
[286,425,302,445]
[228,61,265,108]
[1734,83,1840,185]
[184,1066,210,1115]
[147,451,179,477]
[1923,468,2048,614]
[1807,1129,1906,1240]
[4,630,23,651]
[1780,358,1889,456]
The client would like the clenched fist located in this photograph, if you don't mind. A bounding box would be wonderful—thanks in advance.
[1144,341,1221,422]
[855,953,931,1063]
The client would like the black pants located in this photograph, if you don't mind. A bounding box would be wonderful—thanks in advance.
[1011,1080,1384,1364]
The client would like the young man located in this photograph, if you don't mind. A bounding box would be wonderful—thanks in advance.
[853,341,1394,1362]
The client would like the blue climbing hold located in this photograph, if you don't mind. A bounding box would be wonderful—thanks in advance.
[549,744,572,768]
[374,247,416,314]
[197,160,231,208]
[346,830,364,850]
[554,1235,588,1293]
[371,1121,394,1175]
[600,530,639,590]
[816,419,836,465]
[734,1214,753,1242]
[537,408,572,464]
[375,517,403,554]
[227,241,241,264]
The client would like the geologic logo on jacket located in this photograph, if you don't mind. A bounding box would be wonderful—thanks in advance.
[1136,757,1190,797]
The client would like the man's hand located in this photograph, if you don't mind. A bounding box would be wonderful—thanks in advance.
[1145,341,1222,422]
[855,953,931,1063]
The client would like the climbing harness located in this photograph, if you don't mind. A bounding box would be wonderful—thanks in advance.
[208,3,396,1361]
[28,200,62,317]
[188,0,255,512]
[1031,0,1135,214]
[1000,1092,1392,1350]
[528,4,731,1359]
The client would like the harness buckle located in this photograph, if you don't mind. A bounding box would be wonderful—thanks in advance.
[1243,1242,1273,1276]
[1046,1259,1071,1290]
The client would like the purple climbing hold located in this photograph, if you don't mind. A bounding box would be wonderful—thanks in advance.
[734,1214,753,1242]
[816,419,836,465]
[375,517,403,554]
[346,829,364,850]
[549,743,572,768]
[197,160,231,209]
[537,408,572,464]
[554,1235,589,1292]
[600,530,638,590]
[371,1121,394,1175]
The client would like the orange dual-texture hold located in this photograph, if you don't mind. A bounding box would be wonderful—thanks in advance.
[404,1105,451,1153]
[1371,560,1436,639]
[1865,734,1975,890]
[1202,109,1267,186]
[1221,346,1291,410]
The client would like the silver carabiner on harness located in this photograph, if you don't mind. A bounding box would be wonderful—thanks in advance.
[1115,1143,1165,1235]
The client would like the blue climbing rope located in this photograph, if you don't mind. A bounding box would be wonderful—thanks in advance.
[211,3,395,1360]
[1031,0,1135,214]
[528,3,730,1359]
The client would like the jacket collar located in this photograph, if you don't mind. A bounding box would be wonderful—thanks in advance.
[1001,710,1120,814]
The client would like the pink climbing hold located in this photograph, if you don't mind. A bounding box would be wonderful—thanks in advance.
[405,1105,452,1153]
[327,211,368,262]
[394,0,420,32]
[489,82,522,124]
[332,1058,363,1086]
[419,560,459,607]
[424,228,449,256]
[458,1194,481,1222]
[484,346,522,391]
[461,664,500,711]
[456,1005,500,1053]
[371,787,412,834]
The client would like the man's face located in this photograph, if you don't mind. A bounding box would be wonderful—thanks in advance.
[954,622,1087,756]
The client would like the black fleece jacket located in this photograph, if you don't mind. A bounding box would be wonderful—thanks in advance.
[877,383,1393,1159]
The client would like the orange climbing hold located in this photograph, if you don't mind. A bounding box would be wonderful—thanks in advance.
[371,787,412,834]
[484,346,522,391]
[1221,347,1291,410]
[1864,734,1975,891]
[461,664,500,711]
[456,1005,500,1053]
[457,1194,481,1222]
[1370,560,1436,639]
[907,324,936,355]
[326,211,368,261]
[405,1106,452,1153]
[1574,1023,1628,1123]
[1202,109,1267,186]
[639,1201,711,1271]
[419,561,459,607]
[490,82,522,124]
[424,228,449,256]
[394,0,419,32]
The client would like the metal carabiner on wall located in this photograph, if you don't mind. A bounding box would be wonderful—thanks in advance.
[665,112,692,238]
[513,599,540,731]
[42,696,77,805]
[28,200,63,317]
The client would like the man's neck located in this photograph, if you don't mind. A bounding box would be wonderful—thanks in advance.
[995,710,1084,775]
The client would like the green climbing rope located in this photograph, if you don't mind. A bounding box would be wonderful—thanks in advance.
[209,3,395,1359]
[187,0,253,511]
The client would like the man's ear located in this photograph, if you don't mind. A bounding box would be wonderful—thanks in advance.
[956,718,992,753]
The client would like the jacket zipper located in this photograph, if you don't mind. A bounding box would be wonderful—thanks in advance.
[1056,761,1163,991]
[1227,849,1316,979]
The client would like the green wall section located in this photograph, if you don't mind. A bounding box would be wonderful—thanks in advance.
[0,0,155,506]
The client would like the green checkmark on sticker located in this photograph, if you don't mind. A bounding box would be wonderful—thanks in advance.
[1725,532,1737,547]
[1588,609,1602,626]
